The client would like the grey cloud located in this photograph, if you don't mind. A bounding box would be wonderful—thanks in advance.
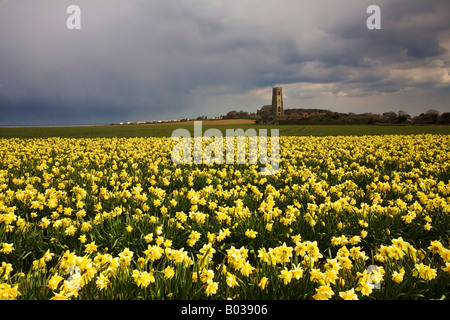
[329,0,449,62]
[0,0,449,125]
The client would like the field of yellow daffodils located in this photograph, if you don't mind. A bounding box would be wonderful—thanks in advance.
[1,134,449,300]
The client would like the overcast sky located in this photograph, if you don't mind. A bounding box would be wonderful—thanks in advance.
[0,0,449,125]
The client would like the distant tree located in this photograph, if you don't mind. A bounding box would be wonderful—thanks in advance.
[382,111,397,123]
[330,112,340,120]
[396,111,410,123]
[225,111,238,119]
[425,109,440,124]
[398,110,411,119]
[439,112,450,124]
[413,109,440,124]
[236,110,249,118]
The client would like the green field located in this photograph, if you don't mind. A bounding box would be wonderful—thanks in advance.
[0,123,449,138]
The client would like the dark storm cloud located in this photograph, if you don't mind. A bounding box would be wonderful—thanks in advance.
[291,0,450,113]
[329,0,449,61]
[0,0,449,125]
[282,0,449,68]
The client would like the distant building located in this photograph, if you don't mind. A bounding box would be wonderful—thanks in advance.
[257,87,284,116]
[257,105,272,116]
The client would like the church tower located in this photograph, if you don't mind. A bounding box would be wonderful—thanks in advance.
[271,87,283,116]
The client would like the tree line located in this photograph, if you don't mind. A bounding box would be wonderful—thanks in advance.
[223,109,450,125]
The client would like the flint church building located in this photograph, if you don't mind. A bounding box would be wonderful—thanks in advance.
[257,87,284,117]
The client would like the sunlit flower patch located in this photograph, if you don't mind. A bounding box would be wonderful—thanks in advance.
[0,134,449,299]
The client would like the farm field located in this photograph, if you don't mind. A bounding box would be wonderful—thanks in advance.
[0,125,449,300]
[1,122,450,138]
